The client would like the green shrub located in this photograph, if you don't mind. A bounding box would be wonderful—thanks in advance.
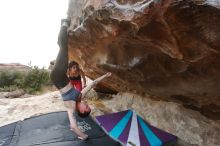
[0,66,52,93]
[0,71,22,87]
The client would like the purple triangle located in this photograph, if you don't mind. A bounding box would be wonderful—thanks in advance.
[150,125,177,144]
[96,110,129,132]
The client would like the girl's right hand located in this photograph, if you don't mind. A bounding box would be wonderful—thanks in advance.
[78,134,88,140]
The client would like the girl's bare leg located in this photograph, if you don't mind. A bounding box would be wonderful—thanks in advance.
[64,101,88,139]
[81,72,111,99]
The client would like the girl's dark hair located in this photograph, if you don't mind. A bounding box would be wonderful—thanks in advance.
[77,110,91,118]
[68,61,80,71]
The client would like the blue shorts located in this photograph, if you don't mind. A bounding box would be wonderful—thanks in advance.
[61,88,80,101]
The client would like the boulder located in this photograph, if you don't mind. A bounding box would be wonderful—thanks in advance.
[66,0,220,120]
[5,89,25,98]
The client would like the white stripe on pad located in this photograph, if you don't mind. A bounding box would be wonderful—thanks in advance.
[126,111,140,146]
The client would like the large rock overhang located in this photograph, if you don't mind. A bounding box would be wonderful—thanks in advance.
[66,0,220,120]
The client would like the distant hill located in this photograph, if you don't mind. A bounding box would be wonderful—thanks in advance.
[0,63,31,72]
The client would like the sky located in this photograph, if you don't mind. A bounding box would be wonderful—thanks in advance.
[0,0,68,68]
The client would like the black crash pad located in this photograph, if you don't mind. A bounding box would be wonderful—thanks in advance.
[0,112,121,146]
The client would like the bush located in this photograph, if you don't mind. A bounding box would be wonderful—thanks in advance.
[0,66,52,94]
[0,71,22,87]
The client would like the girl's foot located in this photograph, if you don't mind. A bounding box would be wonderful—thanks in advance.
[61,18,71,26]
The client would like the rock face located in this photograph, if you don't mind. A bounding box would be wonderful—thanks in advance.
[67,0,220,120]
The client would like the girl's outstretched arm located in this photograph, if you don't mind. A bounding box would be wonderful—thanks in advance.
[80,72,111,99]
